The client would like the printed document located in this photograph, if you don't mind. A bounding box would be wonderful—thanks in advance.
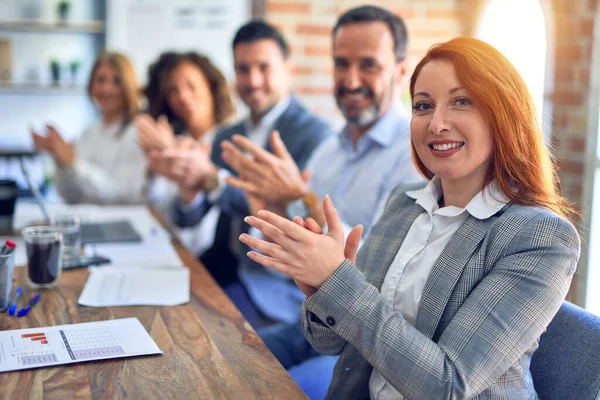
[0,318,161,373]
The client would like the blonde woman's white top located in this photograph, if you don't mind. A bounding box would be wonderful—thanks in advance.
[53,119,148,204]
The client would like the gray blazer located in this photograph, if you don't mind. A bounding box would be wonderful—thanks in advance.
[301,185,580,399]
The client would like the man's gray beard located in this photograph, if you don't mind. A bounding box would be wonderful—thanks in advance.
[341,105,379,127]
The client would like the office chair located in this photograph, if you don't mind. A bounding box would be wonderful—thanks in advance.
[530,301,600,400]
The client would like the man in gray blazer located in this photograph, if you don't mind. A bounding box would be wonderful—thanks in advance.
[150,21,332,326]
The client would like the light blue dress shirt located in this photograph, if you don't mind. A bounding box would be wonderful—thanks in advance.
[306,105,425,237]
[239,105,425,323]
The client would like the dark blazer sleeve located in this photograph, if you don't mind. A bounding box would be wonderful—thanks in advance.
[271,97,333,172]
[291,118,332,170]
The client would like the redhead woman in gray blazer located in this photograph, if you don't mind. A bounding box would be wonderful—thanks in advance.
[240,37,580,399]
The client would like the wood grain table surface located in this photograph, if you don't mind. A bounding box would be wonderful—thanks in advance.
[0,227,306,400]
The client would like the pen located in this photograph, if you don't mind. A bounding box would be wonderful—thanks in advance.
[17,293,41,317]
[8,287,22,316]
[0,240,16,256]
[0,239,16,273]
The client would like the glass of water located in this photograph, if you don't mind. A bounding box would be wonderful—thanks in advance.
[51,214,82,261]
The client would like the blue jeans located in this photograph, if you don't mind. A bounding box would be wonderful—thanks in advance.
[259,322,338,400]
[223,282,277,329]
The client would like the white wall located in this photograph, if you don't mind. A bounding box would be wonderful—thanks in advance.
[106,0,251,84]
[0,0,103,190]
[0,0,253,190]
[0,0,103,145]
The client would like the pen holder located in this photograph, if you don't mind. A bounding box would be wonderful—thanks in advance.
[0,180,17,233]
[0,252,15,311]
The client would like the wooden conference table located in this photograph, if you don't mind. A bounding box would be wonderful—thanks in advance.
[0,219,306,399]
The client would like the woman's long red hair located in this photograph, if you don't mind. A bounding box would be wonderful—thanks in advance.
[410,37,575,221]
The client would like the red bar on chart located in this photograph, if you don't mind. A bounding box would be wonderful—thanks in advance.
[21,333,47,343]
[21,333,46,339]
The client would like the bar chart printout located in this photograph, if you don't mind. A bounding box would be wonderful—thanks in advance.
[0,318,162,372]
[19,332,55,366]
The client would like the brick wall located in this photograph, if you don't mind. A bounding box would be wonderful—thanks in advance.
[550,0,595,211]
[260,0,598,305]
[548,0,597,304]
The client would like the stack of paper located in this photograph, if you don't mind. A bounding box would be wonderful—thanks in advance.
[78,267,190,307]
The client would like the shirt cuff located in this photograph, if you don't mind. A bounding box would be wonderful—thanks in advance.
[206,168,231,203]
[304,260,370,330]
[63,158,82,174]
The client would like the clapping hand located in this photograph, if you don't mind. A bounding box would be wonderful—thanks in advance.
[148,141,216,191]
[135,114,177,154]
[239,195,363,291]
[31,125,75,167]
[221,131,310,204]
[289,216,324,296]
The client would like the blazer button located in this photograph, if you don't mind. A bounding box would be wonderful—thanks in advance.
[326,316,336,326]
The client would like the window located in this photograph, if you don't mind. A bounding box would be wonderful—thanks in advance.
[476,0,551,138]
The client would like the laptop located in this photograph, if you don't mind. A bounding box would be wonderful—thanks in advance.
[0,149,38,158]
[18,155,143,244]
[81,220,142,244]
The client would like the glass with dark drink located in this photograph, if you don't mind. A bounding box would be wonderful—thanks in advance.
[22,226,63,288]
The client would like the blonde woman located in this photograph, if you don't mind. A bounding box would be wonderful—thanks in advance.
[32,52,147,204]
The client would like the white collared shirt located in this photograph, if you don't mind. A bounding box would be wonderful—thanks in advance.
[369,176,510,400]
[243,95,292,148]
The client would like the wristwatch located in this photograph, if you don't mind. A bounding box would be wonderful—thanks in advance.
[286,192,319,219]
[200,173,219,193]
